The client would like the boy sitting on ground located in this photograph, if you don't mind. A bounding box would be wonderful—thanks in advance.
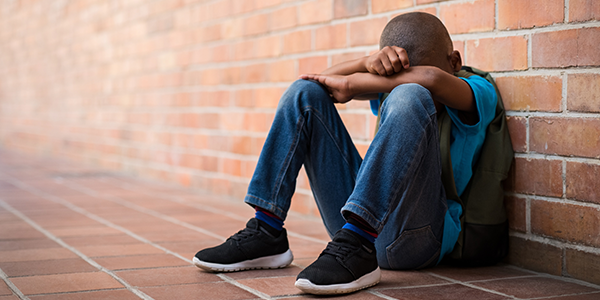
[193,12,497,295]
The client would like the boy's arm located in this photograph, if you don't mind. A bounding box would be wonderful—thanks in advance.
[301,66,476,113]
[318,46,411,100]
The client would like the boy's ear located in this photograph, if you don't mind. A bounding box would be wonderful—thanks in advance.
[449,50,462,72]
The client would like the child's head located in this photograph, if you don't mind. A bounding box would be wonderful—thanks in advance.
[380,12,460,73]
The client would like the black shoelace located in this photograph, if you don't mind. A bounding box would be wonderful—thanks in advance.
[321,240,356,258]
[229,227,259,241]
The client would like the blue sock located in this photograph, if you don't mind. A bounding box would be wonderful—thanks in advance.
[254,207,284,231]
[343,223,376,244]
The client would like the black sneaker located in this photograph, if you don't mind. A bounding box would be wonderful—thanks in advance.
[295,229,380,294]
[192,218,293,272]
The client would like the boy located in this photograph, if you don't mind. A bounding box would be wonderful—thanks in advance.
[193,12,497,295]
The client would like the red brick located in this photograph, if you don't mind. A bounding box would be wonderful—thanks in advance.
[349,17,388,47]
[255,36,281,58]
[566,249,600,285]
[466,36,528,71]
[233,40,255,61]
[508,157,562,197]
[271,6,297,31]
[506,116,527,153]
[244,112,275,133]
[569,0,600,22]
[567,73,600,113]
[496,75,563,112]
[340,113,368,140]
[498,0,564,30]
[298,56,328,75]
[221,18,243,39]
[530,117,600,158]
[505,195,527,232]
[371,0,413,13]
[417,0,448,4]
[243,13,269,36]
[283,30,312,54]
[255,87,285,108]
[334,0,368,19]
[532,27,600,68]
[440,0,495,34]
[315,24,347,50]
[566,162,600,204]
[241,63,268,84]
[10,272,123,295]
[268,59,296,82]
[298,0,333,25]
[332,52,365,66]
[506,236,563,275]
[531,199,600,247]
[452,40,464,52]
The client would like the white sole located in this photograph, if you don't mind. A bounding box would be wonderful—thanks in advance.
[294,267,381,295]
[192,249,293,272]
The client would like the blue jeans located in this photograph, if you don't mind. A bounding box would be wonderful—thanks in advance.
[244,79,447,270]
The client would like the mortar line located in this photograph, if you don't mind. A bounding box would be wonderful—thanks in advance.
[0,199,153,300]
[2,173,274,300]
[98,177,329,245]
[0,267,29,300]
[425,272,521,299]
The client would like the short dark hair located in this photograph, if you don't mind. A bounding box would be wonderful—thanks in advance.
[379,12,453,66]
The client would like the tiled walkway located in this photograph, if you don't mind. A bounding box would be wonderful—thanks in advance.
[1,150,599,300]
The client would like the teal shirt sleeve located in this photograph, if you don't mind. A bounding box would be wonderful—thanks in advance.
[438,75,497,264]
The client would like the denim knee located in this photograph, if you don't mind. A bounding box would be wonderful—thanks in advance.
[380,83,437,121]
[277,79,331,111]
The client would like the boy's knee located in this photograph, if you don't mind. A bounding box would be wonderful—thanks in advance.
[381,83,436,118]
[278,79,331,109]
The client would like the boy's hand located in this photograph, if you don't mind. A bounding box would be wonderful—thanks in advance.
[364,46,410,76]
[299,74,354,103]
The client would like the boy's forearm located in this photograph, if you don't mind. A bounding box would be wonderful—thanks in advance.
[347,66,475,112]
[321,57,368,75]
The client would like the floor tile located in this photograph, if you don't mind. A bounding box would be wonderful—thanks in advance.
[94,254,190,270]
[0,248,77,263]
[278,291,385,299]
[115,266,222,287]
[76,243,165,257]
[471,276,599,299]
[141,282,259,300]
[536,292,600,299]
[48,225,123,237]
[379,283,510,300]
[10,272,123,295]
[0,295,19,300]
[0,258,97,277]
[377,269,450,289]
[236,276,302,297]
[0,281,11,296]
[429,264,536,282]
[28,289,141,300]
[225,266,303,280]
[0,239,61,251]
[60,234,140,247]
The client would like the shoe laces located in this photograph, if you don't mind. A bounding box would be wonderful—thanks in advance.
[321,240,356,258]
[229,227,259,242]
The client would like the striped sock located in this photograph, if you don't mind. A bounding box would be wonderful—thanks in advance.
[343,214,378,244]
[254,207,284,231]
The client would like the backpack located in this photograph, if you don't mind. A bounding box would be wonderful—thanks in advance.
[439,66,514,266]
[373,66,514,266]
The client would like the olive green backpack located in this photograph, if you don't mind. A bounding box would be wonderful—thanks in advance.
[374,66,514,266]
[440,66,514,266]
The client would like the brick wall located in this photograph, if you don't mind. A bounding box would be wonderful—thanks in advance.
[0,0,599,284]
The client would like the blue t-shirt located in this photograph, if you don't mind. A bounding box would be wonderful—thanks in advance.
[370,75,497,264]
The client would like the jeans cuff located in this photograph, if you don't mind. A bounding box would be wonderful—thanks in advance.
[244,194,288,220]
[340,202,383,233]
